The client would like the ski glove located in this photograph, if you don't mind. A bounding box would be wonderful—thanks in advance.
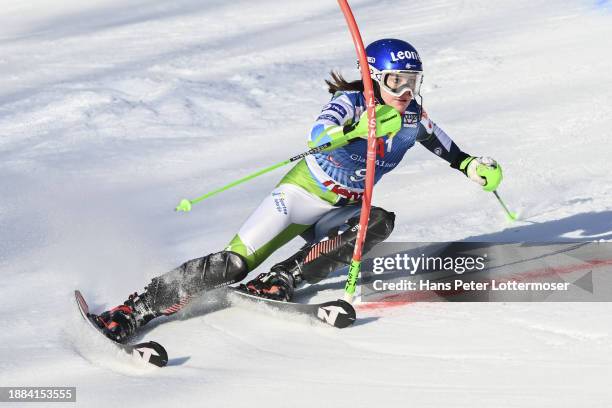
[459,156,503,192]
[308,105,402,151]
[344,105,402,140]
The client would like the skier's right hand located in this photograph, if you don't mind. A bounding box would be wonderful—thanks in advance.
[344,105,402,140]
[307,105,401,152]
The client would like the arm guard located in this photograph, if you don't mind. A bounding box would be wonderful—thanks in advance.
[417,115,471,171]
[308,93,357,150]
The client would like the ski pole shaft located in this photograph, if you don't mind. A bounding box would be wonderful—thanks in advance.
[192,161,288,204]
[175,142,332,212]
[493,190,517,221]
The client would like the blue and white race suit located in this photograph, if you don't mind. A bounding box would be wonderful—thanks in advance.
[227,91,470,270]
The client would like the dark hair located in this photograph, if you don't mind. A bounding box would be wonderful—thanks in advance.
[325,70,383,103]
[325,70,364,94]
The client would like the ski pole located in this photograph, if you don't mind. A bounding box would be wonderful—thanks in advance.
[493,190,518,221]
[175,142,332,212]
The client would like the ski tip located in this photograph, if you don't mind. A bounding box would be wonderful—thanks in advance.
[74,290,90,315]
[335,299,357,328]
[317,299,357,329]
[132,341,169,367]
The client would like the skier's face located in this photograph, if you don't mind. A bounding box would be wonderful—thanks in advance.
[380,85,412,113]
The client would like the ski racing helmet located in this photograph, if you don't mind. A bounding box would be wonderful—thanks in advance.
[363,39,423,98]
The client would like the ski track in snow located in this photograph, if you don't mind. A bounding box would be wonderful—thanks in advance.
[1,0,611,407]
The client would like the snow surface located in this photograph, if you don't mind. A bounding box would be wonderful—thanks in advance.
[1,0,612,406]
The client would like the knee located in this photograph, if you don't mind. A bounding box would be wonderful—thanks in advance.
[207,251,249,284]
[367,207,395,241]
[175,250,249,287]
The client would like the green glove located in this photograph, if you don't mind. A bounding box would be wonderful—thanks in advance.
[459,156,503,192]
[307,105,402,152]
[345,105,402,140]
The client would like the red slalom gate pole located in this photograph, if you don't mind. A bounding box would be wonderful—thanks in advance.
[337,0,377,303]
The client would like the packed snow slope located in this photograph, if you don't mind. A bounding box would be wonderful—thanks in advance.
[1,0,612,407]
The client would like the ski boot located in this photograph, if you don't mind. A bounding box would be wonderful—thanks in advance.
[92,292,158,343]
[241,269,302,302]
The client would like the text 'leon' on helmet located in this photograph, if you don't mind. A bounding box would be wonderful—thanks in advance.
[364,38,423,74]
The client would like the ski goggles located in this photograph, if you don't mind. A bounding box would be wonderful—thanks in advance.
[374,69,423,97]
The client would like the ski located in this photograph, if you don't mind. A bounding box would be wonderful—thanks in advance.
[229,287,356,328]
[74,290,168,367]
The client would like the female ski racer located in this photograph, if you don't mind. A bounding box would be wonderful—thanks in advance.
[94,39,503,342]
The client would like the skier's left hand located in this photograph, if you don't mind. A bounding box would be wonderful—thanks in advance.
[460,156,503,192]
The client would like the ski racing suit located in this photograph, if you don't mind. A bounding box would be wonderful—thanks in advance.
[225,90,471,273]
[96,90,475,335]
